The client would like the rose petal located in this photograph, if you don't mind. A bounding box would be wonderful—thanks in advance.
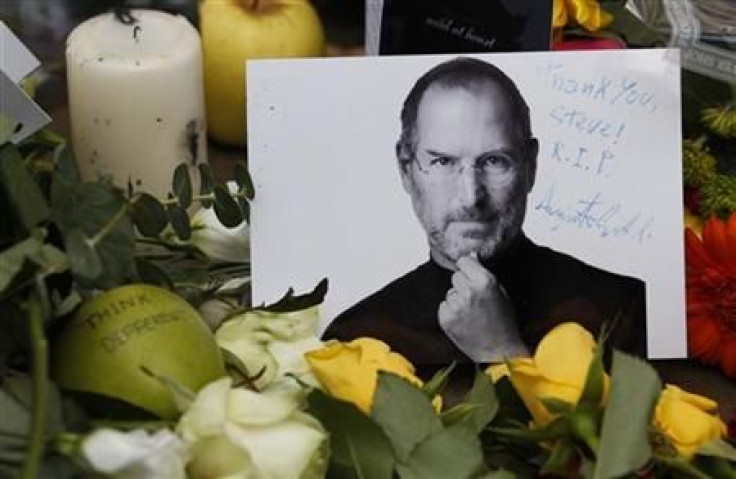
[177,378,231,442]
[534,322,595,386]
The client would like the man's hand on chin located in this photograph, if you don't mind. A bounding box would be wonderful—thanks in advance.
[438,252,530,362]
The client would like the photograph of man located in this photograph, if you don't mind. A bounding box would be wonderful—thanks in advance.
[322,57,647,378]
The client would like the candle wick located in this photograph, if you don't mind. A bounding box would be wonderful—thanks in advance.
[113,6,139,26]
[133,25,142,42]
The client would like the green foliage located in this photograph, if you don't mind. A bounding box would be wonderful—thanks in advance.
[595,351,661,478]
[0,144,50,234]
[700,174,736,219]
[308,388,395,479]
[371,373,443,461]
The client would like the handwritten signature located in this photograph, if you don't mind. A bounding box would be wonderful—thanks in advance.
[533,183,654,243]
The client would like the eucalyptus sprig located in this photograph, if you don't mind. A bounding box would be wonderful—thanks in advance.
[0,130,253,478]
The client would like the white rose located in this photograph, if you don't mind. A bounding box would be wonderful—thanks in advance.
[216,307,323,388]
[81,428,186,478]
[178,377,328,479]
[189,205,249,263]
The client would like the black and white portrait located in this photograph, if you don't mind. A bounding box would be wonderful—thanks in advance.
[248,51,685,379]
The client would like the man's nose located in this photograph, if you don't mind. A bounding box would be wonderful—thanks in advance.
[456,163,486,207]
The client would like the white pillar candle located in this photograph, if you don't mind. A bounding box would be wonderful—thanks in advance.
[66,9,206,198]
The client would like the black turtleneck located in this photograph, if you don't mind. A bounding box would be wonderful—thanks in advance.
[323,234,647,384]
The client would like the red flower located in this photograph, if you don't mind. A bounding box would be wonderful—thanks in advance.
[685,213,736,377]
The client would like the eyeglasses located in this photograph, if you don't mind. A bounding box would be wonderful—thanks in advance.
[412,149,523,181]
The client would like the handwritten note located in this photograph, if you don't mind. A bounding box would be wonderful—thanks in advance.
[248,50,685,358]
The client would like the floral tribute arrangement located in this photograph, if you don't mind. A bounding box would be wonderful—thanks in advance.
[0,128,735,477]
[1,1,735,477]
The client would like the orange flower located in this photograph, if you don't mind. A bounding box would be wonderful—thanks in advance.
[685,213,736,377]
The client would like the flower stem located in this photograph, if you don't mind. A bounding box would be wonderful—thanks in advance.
[89,203,129,247]
[22,296,48,479]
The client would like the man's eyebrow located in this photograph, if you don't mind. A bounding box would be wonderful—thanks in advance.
[424,149,458,158]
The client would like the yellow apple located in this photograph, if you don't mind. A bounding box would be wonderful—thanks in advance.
[200,0,325,146]
[50,284,226,419]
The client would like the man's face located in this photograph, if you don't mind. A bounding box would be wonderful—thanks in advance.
[400,82,537,269]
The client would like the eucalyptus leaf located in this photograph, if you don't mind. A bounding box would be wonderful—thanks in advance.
[0,236,43,293]
[168,205,191,241]
[131,193,168,238]
[234,162,254,200]
[0,374,65,468]
[198,163,214,207]
[134,258,174,290]
[0,143,50,232]
[371,373,443,461]
[307,388,395,479]
[213,184,242,228]
[52,143,80,184]
[172,163,192,209]
[397,424,487,479]
[237,196,250,225]
[64,228,102,281]
[51,183,135,289]
[595,351,661,479]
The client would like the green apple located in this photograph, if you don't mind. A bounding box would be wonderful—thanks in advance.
[200,0,325,146]
[50,284,226,419]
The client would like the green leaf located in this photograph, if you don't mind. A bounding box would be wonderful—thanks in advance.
[0,236,43,292]
[64,229,102,281]
[443,370,498,434]
[51,183,135,289]
[134,258,174,289]
[397,425,486,479]
[371,373,443,461]
[578,336,606,411]
[131,193,168,237]
[0,143,50,232]
[257,278,328,313]
[697,439,736,462]
[172,163,192,209]
[0,113,18,145]
[213,184,242,228]
[422,363,455,399]
[0,374,65,468]
[52,143,80,184]
[595,351,661,479]
[541,397,575,416]
[237,196,250,225]
[307,388,395,479]
[198,163,214,208]
[168,205,191,241]
[541,439,576,476]
[234,163,254,200]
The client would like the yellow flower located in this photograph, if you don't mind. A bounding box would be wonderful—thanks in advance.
[305,338,427,414]
[654,384,727,459]
[553,0,613,31]
[684,208,703,238]
[486,322,609,427]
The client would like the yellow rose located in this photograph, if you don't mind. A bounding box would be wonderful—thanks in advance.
[305,338,425,414]
[654,384,727,459]
[553,0,613,31]
[486,322,609,427]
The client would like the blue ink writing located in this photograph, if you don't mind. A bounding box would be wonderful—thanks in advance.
[533,183,655,244]
[549,140,615,177]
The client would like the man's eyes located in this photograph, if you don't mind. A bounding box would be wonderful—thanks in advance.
[429,156,456,167]
[478,154,513,170]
